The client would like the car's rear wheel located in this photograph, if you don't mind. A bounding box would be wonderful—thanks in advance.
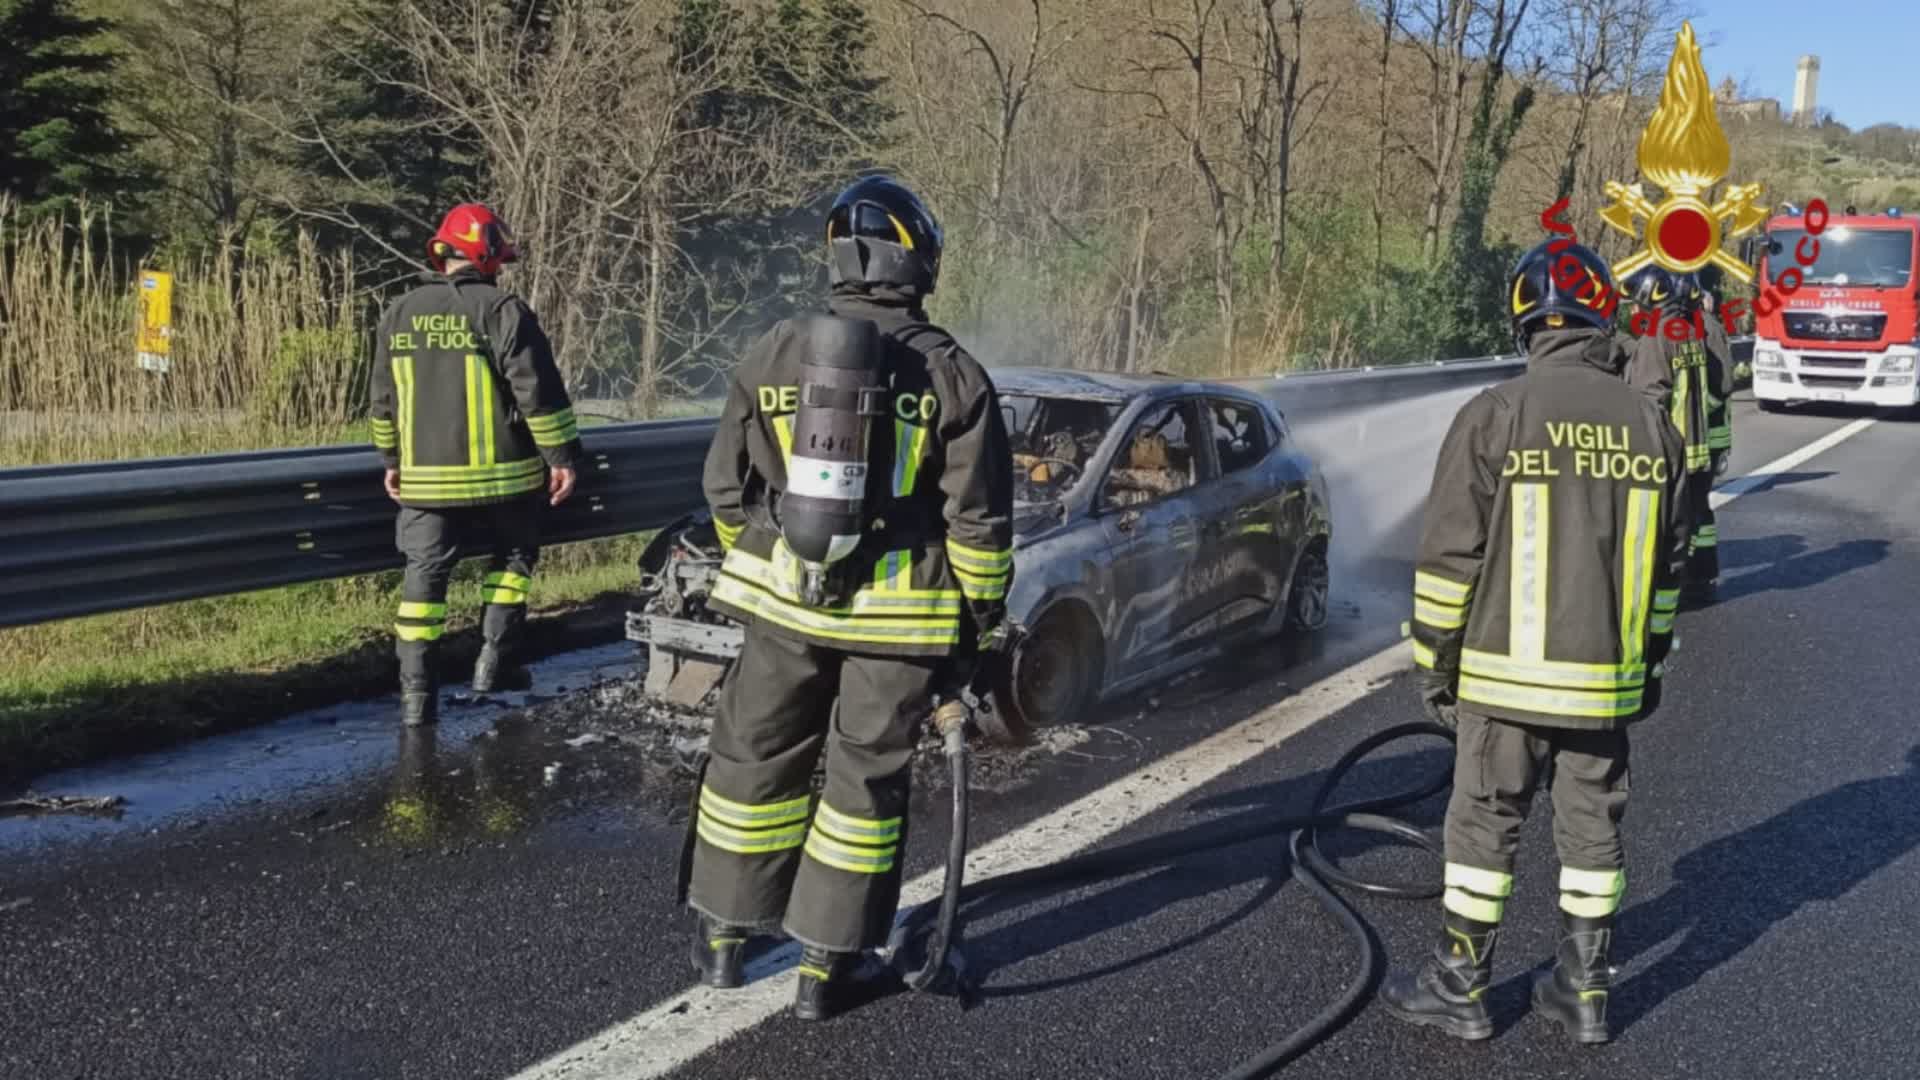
[1285,542,1330,633]
[1000,604,1102,731]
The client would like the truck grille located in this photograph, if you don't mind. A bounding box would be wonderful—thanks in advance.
[1785,312,1887,341]
[1799,374,1867,391]
[1799,354,1869,371]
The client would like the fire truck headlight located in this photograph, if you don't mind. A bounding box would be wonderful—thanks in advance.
[1881,348,1917,373]
[1753,347,1786,369]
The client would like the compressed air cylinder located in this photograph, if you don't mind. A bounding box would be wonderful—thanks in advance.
[782,315,885,581]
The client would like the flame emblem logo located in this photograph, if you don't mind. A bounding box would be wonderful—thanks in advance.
[1597,22,1766,283]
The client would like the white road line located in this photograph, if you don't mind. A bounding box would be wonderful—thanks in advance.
[1711,416,1876,509]
[509,645,1412,1080]
[508,413,1874,1080]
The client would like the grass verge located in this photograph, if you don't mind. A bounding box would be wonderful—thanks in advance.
[0,534,649,788]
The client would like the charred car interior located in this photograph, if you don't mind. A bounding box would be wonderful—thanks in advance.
[627,369,1331,741]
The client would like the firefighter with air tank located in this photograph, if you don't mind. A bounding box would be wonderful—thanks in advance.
[1384,240,1689,1045]
[684,175,1014,1021]
[367,204,582,726]
[1623,264,1730,600]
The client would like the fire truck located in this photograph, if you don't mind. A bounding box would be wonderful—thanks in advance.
[1750,207,1920,411]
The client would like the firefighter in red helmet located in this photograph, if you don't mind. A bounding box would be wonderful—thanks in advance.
[367,204,584,725]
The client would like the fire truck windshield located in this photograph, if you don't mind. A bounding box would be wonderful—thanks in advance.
[1767,226,1914,288]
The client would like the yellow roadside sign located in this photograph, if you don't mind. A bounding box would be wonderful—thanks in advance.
[136,269,172,373]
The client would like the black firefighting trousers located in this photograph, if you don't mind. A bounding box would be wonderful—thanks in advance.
[686,625,942,952]
[393,496,543,689]
[1685,469,1718,585]
[1439,712,1632,924]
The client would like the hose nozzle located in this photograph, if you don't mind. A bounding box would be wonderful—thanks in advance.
[931,699,970,739]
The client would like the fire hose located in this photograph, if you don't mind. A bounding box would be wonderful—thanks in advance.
[889,712,1455,1080]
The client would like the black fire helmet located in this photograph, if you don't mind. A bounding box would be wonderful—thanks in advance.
[1509,240,1620,353]
[826,175,944,298]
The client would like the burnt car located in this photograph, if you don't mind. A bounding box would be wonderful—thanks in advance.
[626,368,1331,736]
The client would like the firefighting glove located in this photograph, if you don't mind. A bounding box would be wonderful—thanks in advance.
[1418,671,1459,732]
[1640,665,1665,720]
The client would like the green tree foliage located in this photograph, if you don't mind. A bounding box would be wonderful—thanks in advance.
[0,0,137,220]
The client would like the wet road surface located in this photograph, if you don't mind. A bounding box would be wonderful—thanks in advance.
[4,394,1915,1080]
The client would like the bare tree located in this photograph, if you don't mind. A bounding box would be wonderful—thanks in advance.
[1369,0,1401,289]
[1092,0,1241,366]
[1226,0,1330,272]
[1398,0,1475,260]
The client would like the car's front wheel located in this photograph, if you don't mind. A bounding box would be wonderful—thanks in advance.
[998,604,1102,731]
[1285,543,1330,633]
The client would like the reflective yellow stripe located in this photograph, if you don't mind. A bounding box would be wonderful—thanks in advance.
[698,786,812,828]
[1707,425,1731,449]
[1414,571,1472,605]
[527,408,578,448]
[711,577,960,646]
[1413,598,1466,630]
[465,355,483,466]
[1650,612,1675,634]
[874,549,911,591]
[1458,675,1641,718]
[1413,641,1437,669]
[1461,650,1645,688]
[893,420,930,496]
[946,538,1012,574]
[398,473,546,503]
[1444,888,1505,923]
[1620,488,1657,664]
[400,458,545,480]
[394,356,415,469]
[1561,892,1622,917]
[714,517,744,550]
[483,588,527,606]
[395,623,444,642]
[1694,524,1718,548]
[1509,482,1548,662]
[1671,361,1691,441]
[371,418,398,449]
[470,355,487,461]
[484,571,531,593]
[772,415,794,464]
[1445,862,1514,897]
[397,601,446,620]
[815,801,902,844]
[956,577,1007,602]
[804,831,896,874]
[697,813,807,855]
[725,549,961,611]
[1653,588,1680,613]
[1561,866,1625,897]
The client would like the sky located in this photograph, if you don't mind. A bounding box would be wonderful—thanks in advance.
[1689,1,1920,129]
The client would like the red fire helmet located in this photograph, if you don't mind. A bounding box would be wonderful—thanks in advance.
[428,203,519,275]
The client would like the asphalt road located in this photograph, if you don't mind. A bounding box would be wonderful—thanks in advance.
[3,393,1914,1080]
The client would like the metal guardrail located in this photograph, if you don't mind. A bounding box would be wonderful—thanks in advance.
[0,338,1755,629]
[0,419,717,628]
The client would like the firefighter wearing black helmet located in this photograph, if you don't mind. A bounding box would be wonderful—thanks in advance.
[684,175,1013,1021]
[1381,240,1688,1045]
[1623,265,1727,598]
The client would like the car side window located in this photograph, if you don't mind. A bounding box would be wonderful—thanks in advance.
[1102,400,1199,510]
[1208,398,1273,475]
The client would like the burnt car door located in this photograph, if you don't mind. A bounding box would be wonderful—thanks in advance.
[1189,396,1297,634]
[1095,397,1210,675]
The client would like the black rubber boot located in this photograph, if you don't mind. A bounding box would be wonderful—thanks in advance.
[688,917,748,989]
[398,641,439,727]
[1380,910,1498,1041]
[1533,911,1615,1044]
[471,642,530,694]
[792,946,894,1022]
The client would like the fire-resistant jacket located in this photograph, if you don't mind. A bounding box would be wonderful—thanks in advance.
[1702,316,1734,459]
[1625,320,1725,474]
[702,292,1014,657]
[368,270,582,508]
[1413,329,1690,730]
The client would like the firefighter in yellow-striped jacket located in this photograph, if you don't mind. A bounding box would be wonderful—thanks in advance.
[1382,240,1688,1046]
[367,204,582,726]
[1624,266,1726,599]
[686,176,1013,1022]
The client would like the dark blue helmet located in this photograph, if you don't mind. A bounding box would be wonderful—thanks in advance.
[1509,240,1619,352]
[826,175,944,298]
